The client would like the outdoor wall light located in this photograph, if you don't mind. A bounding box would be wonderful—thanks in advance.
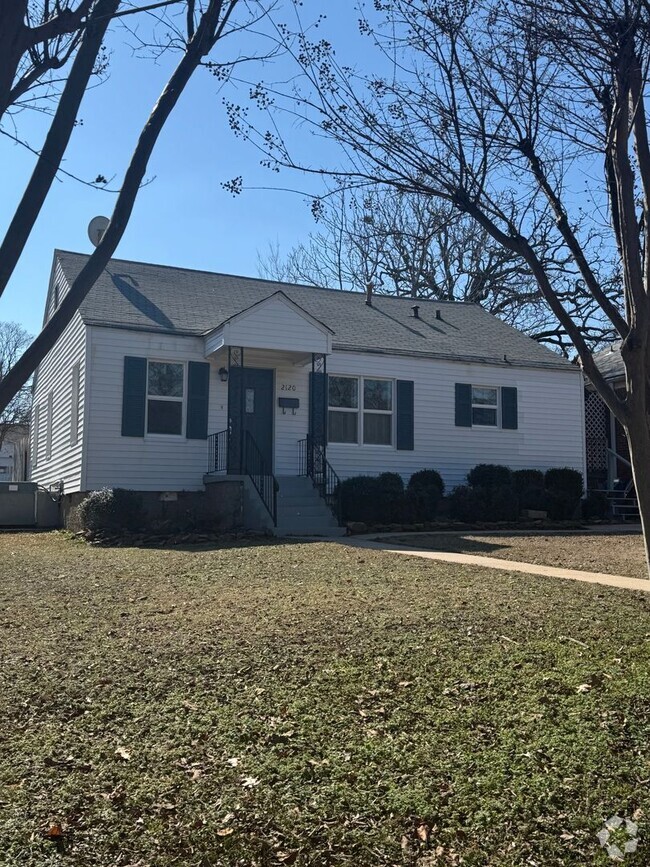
[218,367,229,382]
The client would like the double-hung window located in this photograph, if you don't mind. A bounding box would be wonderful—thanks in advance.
[471,386,498,427]
[147,361,184,435]
[328,375,394,445]
[328,376,359,443]
[363,378,393,444]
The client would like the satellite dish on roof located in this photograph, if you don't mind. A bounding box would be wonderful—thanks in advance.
[88,215,109,247]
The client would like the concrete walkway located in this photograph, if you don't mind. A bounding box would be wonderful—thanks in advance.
[340,536,650,594]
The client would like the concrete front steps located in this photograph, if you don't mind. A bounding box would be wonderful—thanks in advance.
[274,475,345,537]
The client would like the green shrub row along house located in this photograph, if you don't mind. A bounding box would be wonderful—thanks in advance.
[31,250,585,534]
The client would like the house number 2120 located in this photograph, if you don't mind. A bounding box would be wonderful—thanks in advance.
[280,384,296,391]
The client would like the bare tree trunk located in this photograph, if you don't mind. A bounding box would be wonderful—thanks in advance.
[0,1,27,118]
[0,0,232,414]
[624,415,650,573]
[0,0,120,298]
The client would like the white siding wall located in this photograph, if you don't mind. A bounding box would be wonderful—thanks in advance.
[82,330,585,493]
[30,313,86,494]
[85,327,226,491]
[326,351,586,490]
[224,296,329,354]
[30,268,87,492]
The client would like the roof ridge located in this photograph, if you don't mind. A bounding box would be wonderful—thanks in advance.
[54,249,477,306]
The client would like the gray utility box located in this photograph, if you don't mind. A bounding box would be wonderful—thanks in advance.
[0,482,37,526]
[0,482,61,528]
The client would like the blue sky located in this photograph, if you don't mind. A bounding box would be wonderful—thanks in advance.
[0,2,362,335]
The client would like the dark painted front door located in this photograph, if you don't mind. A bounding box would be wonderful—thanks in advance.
[228,367,274,472]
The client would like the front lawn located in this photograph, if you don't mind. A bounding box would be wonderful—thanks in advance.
[384,531,647,579]
[1,531,649,865]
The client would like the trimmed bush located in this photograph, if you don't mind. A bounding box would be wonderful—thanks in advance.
[544,490,578,521]
[77,487,145,534]
[490,485,520,521]
[512,469,545,495]
[448,485,490,523]
[545,468,584,500]
[582,491,610,520]
[407,469,444,521]
[376,472,405,523]
[467,464,512,489]
[339,476,381,524]
[519,486,547,512]
[408,469,445,497]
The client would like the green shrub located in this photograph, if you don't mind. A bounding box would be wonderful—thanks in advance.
[406,469,444,521]
[408,469,445,497]
[376,472,405,523]
[448,485,490,523]
[545,468,584,500]
[467,464,512,489]
[582,491,610,520]
[512,469,545,495]
[544,490,578,521]
[77,488,145,534]
[490,485,520,521]
[519,486,547,512]
[339,476,381,524]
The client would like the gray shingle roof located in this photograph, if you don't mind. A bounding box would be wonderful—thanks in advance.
[593,341,624,381]
[56,250,570,369]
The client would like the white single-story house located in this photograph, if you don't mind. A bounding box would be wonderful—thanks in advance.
[30,250,586,533]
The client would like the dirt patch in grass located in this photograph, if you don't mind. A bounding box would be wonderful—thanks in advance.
[1,531,650,865]
[383,531,648,579]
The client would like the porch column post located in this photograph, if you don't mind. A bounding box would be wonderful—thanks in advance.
[227,347,245,474]
[309,352,327,481]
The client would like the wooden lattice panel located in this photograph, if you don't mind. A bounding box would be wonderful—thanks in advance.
[585,389,608,471]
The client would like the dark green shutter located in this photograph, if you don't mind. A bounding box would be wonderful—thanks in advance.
[455,383,472,427]
[186,362,210,439]
[121,356,147,437]
[501,386,518,430]
[227,366,244,473]
[309,371,328,446]
[396,380,414,450]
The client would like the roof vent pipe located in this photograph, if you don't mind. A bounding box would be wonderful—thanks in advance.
[436,309,442,320]
[411,305,420,319]
[365,282,373,306]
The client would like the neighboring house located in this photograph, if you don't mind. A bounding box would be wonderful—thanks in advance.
[0,424,29,482]
[30,250,586,533]
[584,342,631,492]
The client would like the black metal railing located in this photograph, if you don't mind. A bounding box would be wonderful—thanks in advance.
[298,435,342,524]
[207,429,228,474]
[244,430,278,526]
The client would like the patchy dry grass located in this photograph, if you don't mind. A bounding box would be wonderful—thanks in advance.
[384,532,647,580]
[1,531,650,866]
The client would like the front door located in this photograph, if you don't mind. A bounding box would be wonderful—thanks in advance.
[228,367,274,472]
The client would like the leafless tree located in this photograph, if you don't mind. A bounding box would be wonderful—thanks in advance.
[0,322,32,451]
[258,185,619,353]
[0,0,283,411]
[231,0,650,571]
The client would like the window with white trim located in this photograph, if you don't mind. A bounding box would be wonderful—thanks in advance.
[471,386,498,427]
[328,376,394,445]
[328,375,358,443]
[146,361,184,435]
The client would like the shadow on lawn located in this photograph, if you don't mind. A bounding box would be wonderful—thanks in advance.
[89,532,324,553]
[380,533,517,556]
